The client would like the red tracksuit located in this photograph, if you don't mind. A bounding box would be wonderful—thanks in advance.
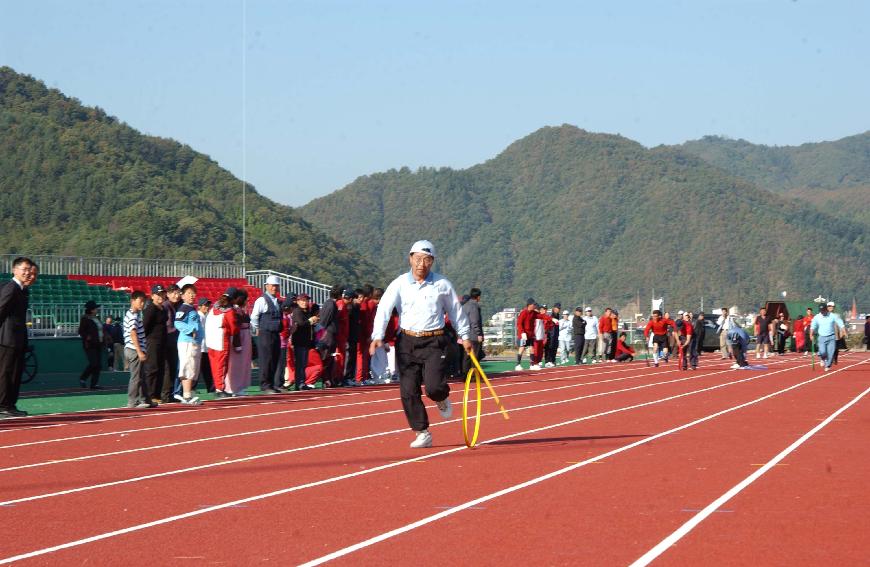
[206,305,239,392]
[333,299,350,382]
[355,298,376,382]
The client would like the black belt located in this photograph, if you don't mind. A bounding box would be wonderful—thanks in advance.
[401,328,445,338]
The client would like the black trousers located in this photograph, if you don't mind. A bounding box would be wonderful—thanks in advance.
[144,339,166,401]
[274,346,287,390]
[293,344,310,389]
[79,347,102,386]
[573,335,585,364]
[544,334,558,364]
[257,330,281,390]
[397,333,450,432]
[198,351,214,392]
[0,345,25,411]
[163,333,179,401]
[344,339,358,380]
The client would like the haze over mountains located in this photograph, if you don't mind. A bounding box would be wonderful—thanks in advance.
[1,67,867,314]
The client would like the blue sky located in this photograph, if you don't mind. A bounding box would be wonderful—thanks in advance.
[2,0,868,206]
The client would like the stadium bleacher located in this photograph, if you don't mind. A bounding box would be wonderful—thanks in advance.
[68,275,263,304]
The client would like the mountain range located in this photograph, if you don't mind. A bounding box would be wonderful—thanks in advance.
[0,67,382,286]
[2,66,867,315]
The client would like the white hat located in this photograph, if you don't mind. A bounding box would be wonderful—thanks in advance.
[409,239,436,258]
[265,275,281,286]
[677,310,684,315]
[826,301,835,307]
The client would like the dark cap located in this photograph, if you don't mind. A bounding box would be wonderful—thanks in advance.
[297,293,311,300]
[166,284,180,293]
[553,302,561,308]
[526,297,536,305]
[84,300,100,310]
[342,288,354,298]
[222,287,238,300]
[574,306,583,312]
[151,284,166,295]
[197,297,212,307]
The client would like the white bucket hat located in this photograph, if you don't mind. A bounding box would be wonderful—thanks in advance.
[265,275,281,286]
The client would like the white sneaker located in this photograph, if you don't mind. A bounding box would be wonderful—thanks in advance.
[730,363,741,369]
[544,362,554,368]
[529,364,541,370]
[514,364,523,371]
[410,430,432,448]
[755,354,761,359]
[182,396,202,405]
[436,398,452,419]
[582,358,587,364]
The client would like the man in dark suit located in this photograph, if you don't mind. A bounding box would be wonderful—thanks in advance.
[0,257,35,418]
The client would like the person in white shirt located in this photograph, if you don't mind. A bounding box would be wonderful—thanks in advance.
[558,312,573,364]
[716,307,736,360]
[370,240,471,449]
[582,308,599,363]
[250,275,283,394]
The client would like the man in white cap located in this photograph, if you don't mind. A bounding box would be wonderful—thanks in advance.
[370,240,472,448]
[251,275,284,394]
[810,301,845,372]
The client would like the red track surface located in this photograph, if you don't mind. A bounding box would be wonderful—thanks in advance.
[1,353,868,566]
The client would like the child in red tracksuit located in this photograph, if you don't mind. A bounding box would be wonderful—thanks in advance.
[614,333,635,362]
[515,299,539,370]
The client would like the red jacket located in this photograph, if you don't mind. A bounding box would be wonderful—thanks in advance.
[615,339,635,357]
[516,308,538,338]
[644,318,676,338]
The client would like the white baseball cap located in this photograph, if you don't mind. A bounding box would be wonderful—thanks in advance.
[265,275,281,286]
[826,301,835,307]
[677,310,685,315]
[409,240,436,258]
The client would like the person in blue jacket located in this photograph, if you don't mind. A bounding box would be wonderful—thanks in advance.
[810,301,846,372]
[174,284,204,404]
[727,326,750,369]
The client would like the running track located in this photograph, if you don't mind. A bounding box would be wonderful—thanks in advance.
[1,353,868,565]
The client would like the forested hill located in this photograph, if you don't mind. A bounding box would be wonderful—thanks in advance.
[675,133,870,226]
[0,67,383,285]
[301,125,870,313]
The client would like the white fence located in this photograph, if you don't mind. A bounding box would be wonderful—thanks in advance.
[27,302,130,338]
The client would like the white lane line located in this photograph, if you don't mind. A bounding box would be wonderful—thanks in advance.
[630,368,870,566]
[0,366,724,504]
[0,360,685,449]
[0,361,826,564]
[296,359,867,567]
[0,361,711,469]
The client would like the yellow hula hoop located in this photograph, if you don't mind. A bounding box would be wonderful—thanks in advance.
[462,352,510,449]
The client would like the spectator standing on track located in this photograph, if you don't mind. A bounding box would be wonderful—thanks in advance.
[598,307,613,362]
[0,257,34,419]
[716,307,735,359]
[572,307,586,364]
[291,293,319,391]
[197,298,215,393]
[343,290,361,385]
[810,301,845,372]
[205,288,240,398]
[124,291,153,409]
[461,288,484,376]
[251,275,284,394]
[558,311,573,364]
[370,240,471,449]
[226,290,252,395]
[544,303,561,367]
[581,307,599,363]
[173,284,203,405]
[677,312,695,370]
[77,300,104,389]
[864,315,870,351]
[609,309,620,361]
[754,307,772,359]
[690,312,706,369]
[354,285,375,384]
[317,284,341,386]
[142,284,168,405]
[514,299,538,371]
[163,284,183,402]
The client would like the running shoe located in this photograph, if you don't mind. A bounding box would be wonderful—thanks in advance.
[436,398,452,419]
[514,364,523,371]
[410,430,432,448]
